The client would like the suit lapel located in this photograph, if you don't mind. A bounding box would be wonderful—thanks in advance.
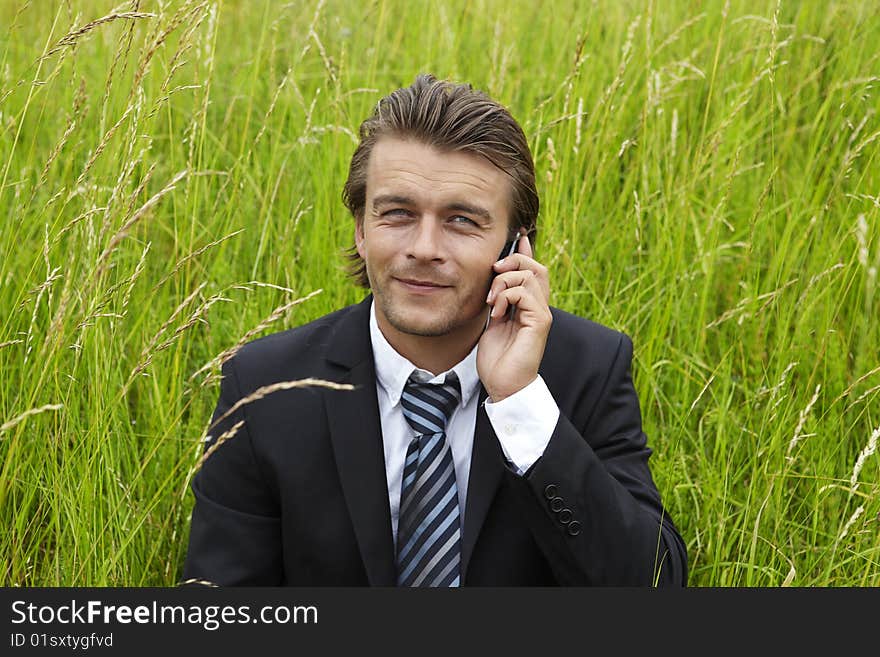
[460,386,504,583]
[323,297,397,586]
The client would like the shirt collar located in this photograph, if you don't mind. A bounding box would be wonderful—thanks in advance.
[369,300,480,408]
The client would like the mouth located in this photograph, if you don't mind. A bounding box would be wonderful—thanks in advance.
[394,277,452,292]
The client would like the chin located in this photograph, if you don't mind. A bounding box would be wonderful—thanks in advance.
[381,301,461,336]
[387,313,454,337]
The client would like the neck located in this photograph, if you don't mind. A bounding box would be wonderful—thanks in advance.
[376,311,484,375]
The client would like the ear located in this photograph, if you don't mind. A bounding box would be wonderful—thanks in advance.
[354,217,366,259]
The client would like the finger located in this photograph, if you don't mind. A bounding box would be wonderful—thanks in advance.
[489,287,512,318]
[493,246,545,277]
[492,256,549,301]
[487,270,547,309]
[490,280,546,319]
[490,285,530,318]
[517,232,534,259]
[493,252,527,273]
[487,269,538,303]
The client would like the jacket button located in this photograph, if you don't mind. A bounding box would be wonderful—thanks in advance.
[544,484,558,500]
[549,497,564,512]
[558,508,573,524]
[567,521,582,536]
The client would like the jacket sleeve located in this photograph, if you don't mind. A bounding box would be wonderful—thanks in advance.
[506,333,688,586]
[181,356,284,586]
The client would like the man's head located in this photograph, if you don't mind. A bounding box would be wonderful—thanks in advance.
[343,74,539,350]
[343,74,539,287]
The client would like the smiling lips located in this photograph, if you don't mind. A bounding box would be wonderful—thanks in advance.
[395,277,452,292]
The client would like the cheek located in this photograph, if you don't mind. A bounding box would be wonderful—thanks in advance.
[361,234,399,274]
[462,256,496,290]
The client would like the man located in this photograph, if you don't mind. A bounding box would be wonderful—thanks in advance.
[182,74,687,586]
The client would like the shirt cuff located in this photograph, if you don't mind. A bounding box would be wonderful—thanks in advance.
[484,375,559,476]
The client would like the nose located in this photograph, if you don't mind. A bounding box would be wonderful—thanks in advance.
[407,217,444,261]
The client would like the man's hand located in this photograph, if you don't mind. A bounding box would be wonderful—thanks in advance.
[477,233,552,402]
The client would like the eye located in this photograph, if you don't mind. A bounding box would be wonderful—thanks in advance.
[382,208,411,218]
[450,215,478,227]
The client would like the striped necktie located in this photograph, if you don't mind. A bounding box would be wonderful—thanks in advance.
[396,372,462,587]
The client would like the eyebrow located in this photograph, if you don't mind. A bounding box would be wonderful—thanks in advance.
[371,195,493,221]
[445,202,492,221]
[372,194,415,209]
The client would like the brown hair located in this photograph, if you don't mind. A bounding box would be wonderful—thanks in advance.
[342,74,539,288]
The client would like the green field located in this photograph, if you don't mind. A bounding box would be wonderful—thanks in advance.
[1,0,878,586]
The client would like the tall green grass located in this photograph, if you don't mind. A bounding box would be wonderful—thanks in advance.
[1,0,877,586]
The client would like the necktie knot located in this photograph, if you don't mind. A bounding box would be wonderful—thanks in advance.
[401,372,461,436]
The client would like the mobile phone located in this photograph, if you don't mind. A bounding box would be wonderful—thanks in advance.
[499,234,521,264]
[484,233,521,330]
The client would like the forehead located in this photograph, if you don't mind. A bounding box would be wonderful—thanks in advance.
[366,138,510,215]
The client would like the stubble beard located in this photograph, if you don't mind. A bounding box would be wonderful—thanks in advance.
[366,255,494,339]
[376,287,463,337]
[371,270,486,339]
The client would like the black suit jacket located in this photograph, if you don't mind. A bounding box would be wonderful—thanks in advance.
[182,296,687,586]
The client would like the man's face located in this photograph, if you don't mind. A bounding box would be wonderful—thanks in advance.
[356,137,513,342]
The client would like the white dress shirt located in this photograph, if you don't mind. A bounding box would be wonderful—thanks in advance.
[369,302,560,544]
